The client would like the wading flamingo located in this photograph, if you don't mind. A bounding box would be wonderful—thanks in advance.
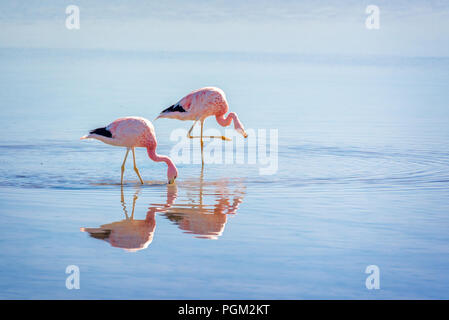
[156,87,248,165]
[81,116,178,185]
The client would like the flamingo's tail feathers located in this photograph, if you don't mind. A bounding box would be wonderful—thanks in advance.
[81,127,113,141]
[80,227,111,239]
[89,127,112,138]
[161,104,186,114]
[157,104,187,120]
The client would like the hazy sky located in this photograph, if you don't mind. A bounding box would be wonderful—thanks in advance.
[1,0,449,56]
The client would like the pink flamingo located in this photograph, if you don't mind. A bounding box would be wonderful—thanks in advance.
[156,87,248,164]
[81,116,178,185]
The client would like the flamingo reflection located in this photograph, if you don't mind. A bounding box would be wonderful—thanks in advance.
[163,175,246,239]
[81,185,177,251]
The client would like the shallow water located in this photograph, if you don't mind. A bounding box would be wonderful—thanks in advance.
[1,48,449,299]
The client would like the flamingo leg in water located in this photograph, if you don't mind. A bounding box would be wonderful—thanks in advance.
[121,148,130,185]
[130,191,139,220]
[120,185,140,219]
[200,120,204,167]
[120,185,129,219]
[187,120,231,141]
[132,147,144,184]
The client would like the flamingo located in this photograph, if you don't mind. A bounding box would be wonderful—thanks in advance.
[156,87,248,164]
[81,116,178,185]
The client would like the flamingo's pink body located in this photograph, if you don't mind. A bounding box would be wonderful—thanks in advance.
[89,117,157,148]
[157,87,248,138]
[81,116,178,184]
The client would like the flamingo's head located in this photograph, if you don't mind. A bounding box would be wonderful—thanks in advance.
[236,127,248,138]
[167,164,178,185]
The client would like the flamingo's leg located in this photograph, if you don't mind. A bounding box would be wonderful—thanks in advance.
[188,120,231,141]
[187,121,198,139]
[131,147,144,184]
[201,135,232,141]
[200,120,205,166]
[130,190,138,220]
[120,185,129,219]
[121,148,130,185]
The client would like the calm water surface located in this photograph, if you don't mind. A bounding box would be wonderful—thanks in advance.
[0,49,449,299]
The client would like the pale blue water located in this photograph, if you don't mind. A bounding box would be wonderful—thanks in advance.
[1,48,449,299]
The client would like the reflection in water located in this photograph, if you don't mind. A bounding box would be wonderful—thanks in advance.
[163,175,246,240]
[81,175,246,250]
[81,186,177,252]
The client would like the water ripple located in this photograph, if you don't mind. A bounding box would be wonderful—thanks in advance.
[0,142,448,192]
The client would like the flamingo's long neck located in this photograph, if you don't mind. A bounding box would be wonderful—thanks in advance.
[146,148,175,169]
[215,112,248,138]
